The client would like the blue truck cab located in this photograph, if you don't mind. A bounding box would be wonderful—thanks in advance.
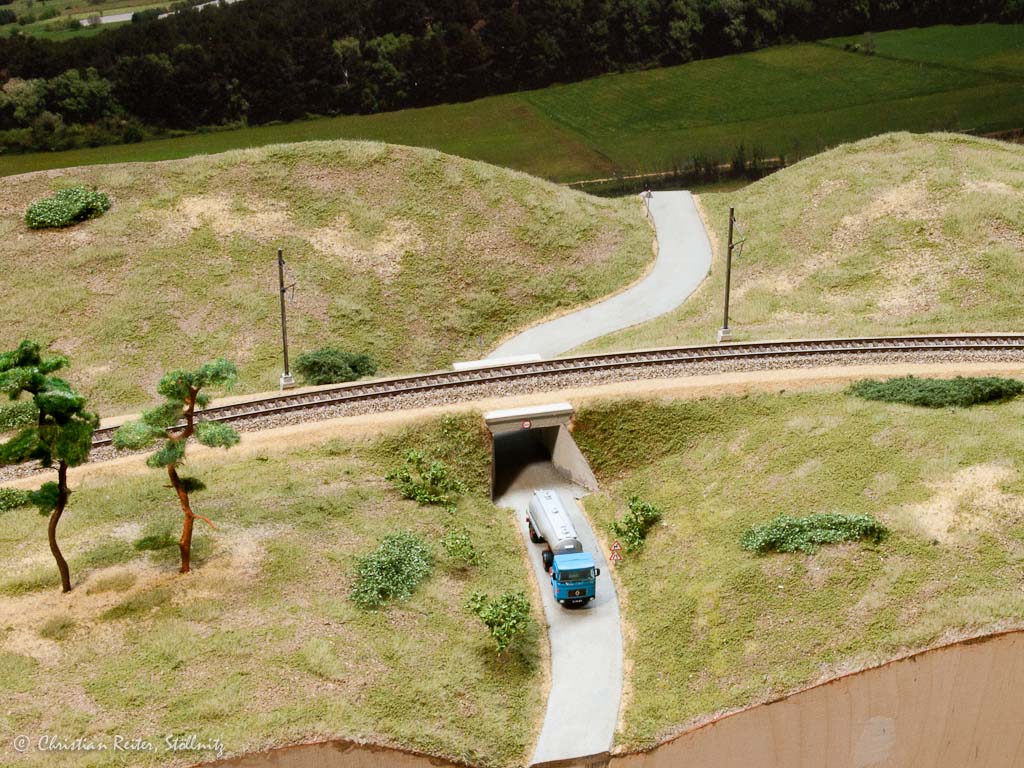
[551,552,599,605]
[527,488,601,607]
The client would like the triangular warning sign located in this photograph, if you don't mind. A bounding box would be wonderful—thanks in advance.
[611,540,622,551]
[610,550,623,562]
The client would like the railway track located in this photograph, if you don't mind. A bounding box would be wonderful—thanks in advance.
[89,333,1024,448]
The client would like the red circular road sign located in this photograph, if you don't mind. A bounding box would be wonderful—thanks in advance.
[521,420,532,429]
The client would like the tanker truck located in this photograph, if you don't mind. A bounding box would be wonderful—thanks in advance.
[526,488,600,606]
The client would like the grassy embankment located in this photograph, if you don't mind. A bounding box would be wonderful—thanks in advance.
[574,390,1024,748]
[579,132,1024,352]
[0,140,651,415]
[0,413,543,768]
[2,24,1022,180]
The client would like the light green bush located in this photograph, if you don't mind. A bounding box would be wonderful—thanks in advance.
[350,532,433,609]
[740,513,888,554]
[25,186,110,229]
[466,590,531,652]
[386,450,466,508]
[610,495,663,552]
[442,525,480,568]
[0,401,38,431]
[0,488,31,512]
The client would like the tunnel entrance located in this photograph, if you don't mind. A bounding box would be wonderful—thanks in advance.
[483,402,597,500]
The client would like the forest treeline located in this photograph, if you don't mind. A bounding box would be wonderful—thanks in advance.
[1,0,1021,154]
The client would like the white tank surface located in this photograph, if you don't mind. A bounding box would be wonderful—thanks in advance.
[527,489,583,555]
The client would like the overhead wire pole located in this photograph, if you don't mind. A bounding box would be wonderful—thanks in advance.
[278,247,296,390]
[716,208,749,344]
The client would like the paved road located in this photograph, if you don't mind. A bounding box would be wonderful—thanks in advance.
[87,0,241,24]
[488,190,712,359]
[495,434,622,765]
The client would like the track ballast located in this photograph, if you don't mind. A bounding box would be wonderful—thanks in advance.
[90,333,1024,447]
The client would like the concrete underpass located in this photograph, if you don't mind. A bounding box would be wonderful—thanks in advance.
[484,403,623,767]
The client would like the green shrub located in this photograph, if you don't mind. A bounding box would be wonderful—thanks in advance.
[293,348,377,385]
[24,186,110,229]
[0,400,38,431]
[350,532,433,609]
[386,450,466,508]
[740,513,889,554]
[442,525,480,568]
[847,376,1024,408]
[610,495,663,552]
[466,591,531,652]
[0,488,31,512]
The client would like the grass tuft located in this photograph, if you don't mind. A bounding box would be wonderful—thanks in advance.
[101,587,173,621]
[39,614,75,640]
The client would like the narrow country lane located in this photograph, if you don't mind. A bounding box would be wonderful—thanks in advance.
[494,435,622,766]
[488,190,712,359]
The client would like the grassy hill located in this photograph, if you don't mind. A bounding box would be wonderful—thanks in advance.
[575,390,1024,748]
[2,24,1022,181]
[0,140,651,414]
[581,132,1024,352]
[0,414,542,768]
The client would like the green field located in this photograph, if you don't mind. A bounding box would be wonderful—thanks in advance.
[579,132,1024,353]
[0,0,149,39]
[575,391,1024,748]
[0,414,542,767]
[2,24,1022,181]
[826,23,1024,74]
[0,140,651,415]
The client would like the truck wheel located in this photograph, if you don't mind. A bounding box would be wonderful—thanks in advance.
[528,522,542,544]
[542,550,553,571]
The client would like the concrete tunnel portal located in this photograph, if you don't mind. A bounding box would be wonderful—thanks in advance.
[483,402,598,499]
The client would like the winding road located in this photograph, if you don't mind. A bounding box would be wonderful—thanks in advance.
[488,190,712,359]
[493,432,622,766]
[488,189,712,764]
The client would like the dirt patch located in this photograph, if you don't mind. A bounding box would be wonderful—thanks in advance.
[169,194,293,239]
[899,463,1024,544]
[308,218,424,280]
[963,179,1016,196]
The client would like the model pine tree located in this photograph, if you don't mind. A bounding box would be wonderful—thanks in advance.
[113,359,239,573]
[0,340,98,592]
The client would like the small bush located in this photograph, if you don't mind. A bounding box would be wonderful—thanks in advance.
[847,376,1024,408]
[442,525,480,567]
[0,488,31,512]
[610,495,663,552]
[24,185,110,229]
[350,532,433,609]
[0,400,38,431]
[386,450,466,508]
[741,513,888,554]
[0,8,16,23]
[294,348,377,385]
[466,591,531,652]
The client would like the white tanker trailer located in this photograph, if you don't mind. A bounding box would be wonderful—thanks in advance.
[526,489,600,605]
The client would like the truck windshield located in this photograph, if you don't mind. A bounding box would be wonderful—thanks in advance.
[559,568,595,582]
